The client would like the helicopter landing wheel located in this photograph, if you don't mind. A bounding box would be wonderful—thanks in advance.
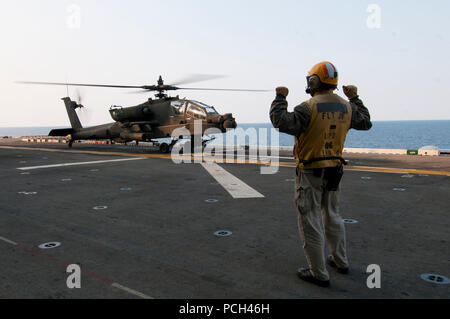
[159,143,171,154]
[68,140,73,148]
[190,135,203,154]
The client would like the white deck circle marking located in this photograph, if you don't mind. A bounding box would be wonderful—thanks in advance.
[420,273,449,285]
[38,242,61,249]
[205,199,219,203]
[393,188,406,192]
[61,178,72,182]
[361,177,372,180]
[120,188,132,191]
[214,230,232,237]
[93,206,108,210]
[18,191,37,195]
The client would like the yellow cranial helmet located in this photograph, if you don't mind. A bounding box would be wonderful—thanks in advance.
[307,61,339,87]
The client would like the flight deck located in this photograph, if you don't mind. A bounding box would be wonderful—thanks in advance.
[0,139,449,299]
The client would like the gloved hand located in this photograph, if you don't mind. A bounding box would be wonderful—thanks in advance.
[276,86,289,98]
[343,85,358,100]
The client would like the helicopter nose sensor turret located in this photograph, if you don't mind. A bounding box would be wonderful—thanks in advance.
[221,113,237,131]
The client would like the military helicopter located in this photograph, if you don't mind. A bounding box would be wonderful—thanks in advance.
[19,76,267,153]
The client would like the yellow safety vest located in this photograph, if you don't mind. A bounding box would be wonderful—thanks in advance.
[294,92,352,169]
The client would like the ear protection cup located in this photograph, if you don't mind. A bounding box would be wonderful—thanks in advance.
[306,75,321,94]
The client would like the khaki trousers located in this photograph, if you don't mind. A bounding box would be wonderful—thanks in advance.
[295,168,349,281]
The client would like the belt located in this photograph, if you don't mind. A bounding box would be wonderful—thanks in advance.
[299,156,348,166]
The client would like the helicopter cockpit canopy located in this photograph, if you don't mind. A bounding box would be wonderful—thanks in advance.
[190,100,218,114]
[171,100,186,115]
[171,100,219,119]
[186,103,207,119]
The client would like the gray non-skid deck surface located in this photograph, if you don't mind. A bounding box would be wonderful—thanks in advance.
[0,145,448,298]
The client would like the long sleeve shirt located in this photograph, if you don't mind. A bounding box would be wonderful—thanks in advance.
[270,94,372,137]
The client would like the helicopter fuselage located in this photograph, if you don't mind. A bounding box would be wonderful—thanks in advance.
[108,97,236,138]
[50,96,237,149]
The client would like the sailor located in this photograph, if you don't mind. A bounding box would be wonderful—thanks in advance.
[270,61,372,287]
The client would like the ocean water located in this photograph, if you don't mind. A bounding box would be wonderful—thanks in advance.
[237,121,450,150]
[0,127,63,138]
[1,120,449,150]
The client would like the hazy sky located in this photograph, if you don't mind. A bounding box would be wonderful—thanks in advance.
[1,0,449,127]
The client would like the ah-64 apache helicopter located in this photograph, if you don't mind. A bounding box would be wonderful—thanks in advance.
[19,76,267,153]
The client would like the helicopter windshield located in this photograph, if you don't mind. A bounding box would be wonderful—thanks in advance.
[186,103,207,119]
[171,100,186,114]
[190,100,218,114]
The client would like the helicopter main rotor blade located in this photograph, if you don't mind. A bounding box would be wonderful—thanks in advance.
[177,87,270,92]
[17,81,145,89]
[127,90,154,94]
[169,74,227,86]
[18,81,269,93]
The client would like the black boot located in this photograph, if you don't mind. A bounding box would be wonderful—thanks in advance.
[327,256,349,274]
[297,268,330,288]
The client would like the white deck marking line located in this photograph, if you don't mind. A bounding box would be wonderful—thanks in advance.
[17,157,144,170]
[111,283,154,299]
[5,145,448,176]
[0,236,18,246]
[201,162,265,199]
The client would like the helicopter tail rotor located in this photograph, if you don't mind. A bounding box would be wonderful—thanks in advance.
[74,89,93,125]
[75,88,83,107]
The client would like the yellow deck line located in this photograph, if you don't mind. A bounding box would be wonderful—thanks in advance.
[0,146,171,159]
[345,165,450,176]
[2,145,449,176]
[276,162,450,176]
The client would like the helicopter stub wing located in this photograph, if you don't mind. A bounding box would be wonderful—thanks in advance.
[49,128,74,137]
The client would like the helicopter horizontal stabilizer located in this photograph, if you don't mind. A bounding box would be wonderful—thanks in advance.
[49,128,74,137]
